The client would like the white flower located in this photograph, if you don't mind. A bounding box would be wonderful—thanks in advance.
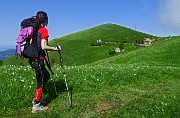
[20,79,25,83]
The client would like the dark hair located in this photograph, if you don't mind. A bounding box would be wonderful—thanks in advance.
[36,11,48,26]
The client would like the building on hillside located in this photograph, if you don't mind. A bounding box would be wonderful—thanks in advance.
[144,38,153,46]
[115,48,121,52]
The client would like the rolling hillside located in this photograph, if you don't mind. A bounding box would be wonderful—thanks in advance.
[1,23,179,117]
[89,36,180,67]
[3,23,157,66]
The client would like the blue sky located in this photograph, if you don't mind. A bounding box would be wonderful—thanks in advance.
[0,0,180,50]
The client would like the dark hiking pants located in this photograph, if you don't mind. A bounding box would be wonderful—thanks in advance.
[29,59,50,89]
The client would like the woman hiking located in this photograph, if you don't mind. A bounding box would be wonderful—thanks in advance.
[29,11,61,113]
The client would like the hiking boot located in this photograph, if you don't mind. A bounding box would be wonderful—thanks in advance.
[40,99,47,106]
[32,103,48,113]
[32,99,48,106]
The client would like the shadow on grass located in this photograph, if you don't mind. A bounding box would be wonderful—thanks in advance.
[43,79,73,105]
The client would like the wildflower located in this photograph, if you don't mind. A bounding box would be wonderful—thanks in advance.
[20,79,25,83]
[161,102,167,106]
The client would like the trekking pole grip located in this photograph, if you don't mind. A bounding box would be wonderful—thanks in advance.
[57,44,63,64]
[57,44,61,52]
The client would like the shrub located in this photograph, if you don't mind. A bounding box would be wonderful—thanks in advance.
[136,39,144,44]
[90,40,104,46]
[119,42,124,50]
[109,48,116,55]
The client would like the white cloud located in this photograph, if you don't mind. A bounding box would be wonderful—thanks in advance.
[158,0,180,29]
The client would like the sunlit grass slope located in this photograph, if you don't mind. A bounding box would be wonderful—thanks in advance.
[89,36,180,66]
[1,36,179,117]
[49,23,157,66]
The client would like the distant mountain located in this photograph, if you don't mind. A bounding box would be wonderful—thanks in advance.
[0,49,15,60]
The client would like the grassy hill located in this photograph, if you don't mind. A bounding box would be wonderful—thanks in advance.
[3,23,157,66]
[89,36,180,66]
[1,24,179,117]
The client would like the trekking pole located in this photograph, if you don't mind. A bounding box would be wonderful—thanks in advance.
[45,51,58,95]
[57,45,72,108]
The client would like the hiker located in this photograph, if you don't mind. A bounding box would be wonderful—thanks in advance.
[29,11,61,113]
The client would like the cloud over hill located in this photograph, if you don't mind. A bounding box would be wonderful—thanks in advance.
[158,0,180,29]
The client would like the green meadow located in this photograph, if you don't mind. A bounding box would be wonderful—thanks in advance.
[1,23,179,118]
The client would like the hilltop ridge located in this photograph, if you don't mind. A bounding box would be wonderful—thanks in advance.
[3,23,157,66]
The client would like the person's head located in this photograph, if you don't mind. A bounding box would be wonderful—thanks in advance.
[36,11,48,27]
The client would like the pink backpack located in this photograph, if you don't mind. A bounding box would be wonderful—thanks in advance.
[16,26,33,55]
